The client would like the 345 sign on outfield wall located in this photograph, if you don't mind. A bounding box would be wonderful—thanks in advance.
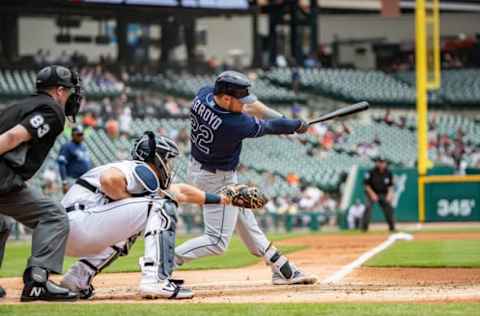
[426,182,480,221]
[436,199,476,217]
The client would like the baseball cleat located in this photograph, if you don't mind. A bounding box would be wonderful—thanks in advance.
[21,280,78,302]
[0,285,6,298]
[272,269,318,285]
[139,279,193,299]
[20,267,78,302]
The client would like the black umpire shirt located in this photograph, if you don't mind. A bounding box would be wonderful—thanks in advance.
[364,167,393,195]
[0,93,65,191]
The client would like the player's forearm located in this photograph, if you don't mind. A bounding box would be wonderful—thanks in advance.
[0,125,31,156]
[365,185,377,200]
[243,100,283,120]
[260,118,302,136]
[169,183,228,205]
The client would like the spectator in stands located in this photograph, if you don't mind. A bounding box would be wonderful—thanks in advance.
[105,117,119,139]
[362,156,396,232]
[276,54,288,67]
[383,109,394,126]
[286,172,300,187]
[165,97,180,115]
[291,67,301,95]
[347,199,365,229]
[176,127,189,148]
[57,50,70,66]
[119,106,132,137]
[299,185,322,212]
[42,164,60,195]
[57,126,93,193]
[82,112,98,129]
[304,52,319,68]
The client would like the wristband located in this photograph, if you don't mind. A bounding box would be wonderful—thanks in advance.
[205,193,221,204]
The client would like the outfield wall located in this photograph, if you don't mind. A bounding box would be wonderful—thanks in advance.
[342,167,480,227]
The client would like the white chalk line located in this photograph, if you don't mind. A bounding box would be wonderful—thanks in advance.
[321,232,413,284]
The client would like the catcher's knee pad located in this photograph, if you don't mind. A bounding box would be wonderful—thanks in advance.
[263,243,293,280]
[142,199,177,280]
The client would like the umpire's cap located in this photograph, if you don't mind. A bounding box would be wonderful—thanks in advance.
[214,70,257,104]
[36,65,77,90]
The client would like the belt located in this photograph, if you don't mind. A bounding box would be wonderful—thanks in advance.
[199,164,218,173]
[75,178,99,193]
[65,203,86,213]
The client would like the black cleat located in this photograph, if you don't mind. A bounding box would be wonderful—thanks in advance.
[0,285,6,298]
[20,267,78,302]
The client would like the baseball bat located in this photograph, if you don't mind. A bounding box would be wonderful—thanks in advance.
[308,101,369,126]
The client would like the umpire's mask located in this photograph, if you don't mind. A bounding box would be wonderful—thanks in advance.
[36,65,84,123]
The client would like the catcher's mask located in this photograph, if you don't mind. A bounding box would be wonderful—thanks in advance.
[36,65,83,123]
[131,131,179,190]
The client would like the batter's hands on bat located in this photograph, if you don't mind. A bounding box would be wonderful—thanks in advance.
[219,184,269,209]
[295,120,309,134]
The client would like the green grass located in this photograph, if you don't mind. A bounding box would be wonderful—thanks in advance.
[1,303,479,316]
[0,234,305,278]
[365,239,480,268]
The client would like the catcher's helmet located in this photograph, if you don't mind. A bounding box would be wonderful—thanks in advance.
[213,70,257,104]
[131,131,179,190]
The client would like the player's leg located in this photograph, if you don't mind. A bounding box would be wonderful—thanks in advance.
[379,195,396,232]
[361,197,374,232]
[62,197,190,299]
[347,211,355,229]
[0,215,14,298]
[175,163,238,265]
[236,209,318,285]
[139,199,192,299]
[61,236,139,299]
[61,197,150,298]
[0,187,77,301]
[0,215,13,268]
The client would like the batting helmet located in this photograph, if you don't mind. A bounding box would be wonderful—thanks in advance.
[213,70,257,104]
[131,131,180,190]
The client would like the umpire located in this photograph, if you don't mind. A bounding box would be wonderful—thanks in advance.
[57,126,92,193]
[0,65,82,301]
[361,156,396,232]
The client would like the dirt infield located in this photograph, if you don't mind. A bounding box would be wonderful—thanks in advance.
[2,231,480,304]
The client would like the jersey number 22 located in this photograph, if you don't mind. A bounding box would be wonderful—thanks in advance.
[191,114,213,154]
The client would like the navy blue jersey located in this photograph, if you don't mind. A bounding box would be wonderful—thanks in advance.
[190,86,301,171]
[57,141,92,180]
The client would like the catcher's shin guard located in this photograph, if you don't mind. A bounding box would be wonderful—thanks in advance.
[140,199,177,281]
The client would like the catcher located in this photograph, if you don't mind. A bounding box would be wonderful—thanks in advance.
[59,131,266,300]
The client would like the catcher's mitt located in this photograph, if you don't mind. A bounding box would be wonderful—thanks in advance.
[219,184,268,209]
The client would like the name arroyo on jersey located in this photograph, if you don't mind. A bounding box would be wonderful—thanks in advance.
[191,97,223,130]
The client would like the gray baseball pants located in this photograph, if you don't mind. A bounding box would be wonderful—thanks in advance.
[0,186,69,274]
[175,159,270,265]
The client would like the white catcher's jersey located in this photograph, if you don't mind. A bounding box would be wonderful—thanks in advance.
[61,160,156,209]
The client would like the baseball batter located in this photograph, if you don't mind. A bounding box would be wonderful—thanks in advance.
[175,71,318,285]
[59,132,235,299]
